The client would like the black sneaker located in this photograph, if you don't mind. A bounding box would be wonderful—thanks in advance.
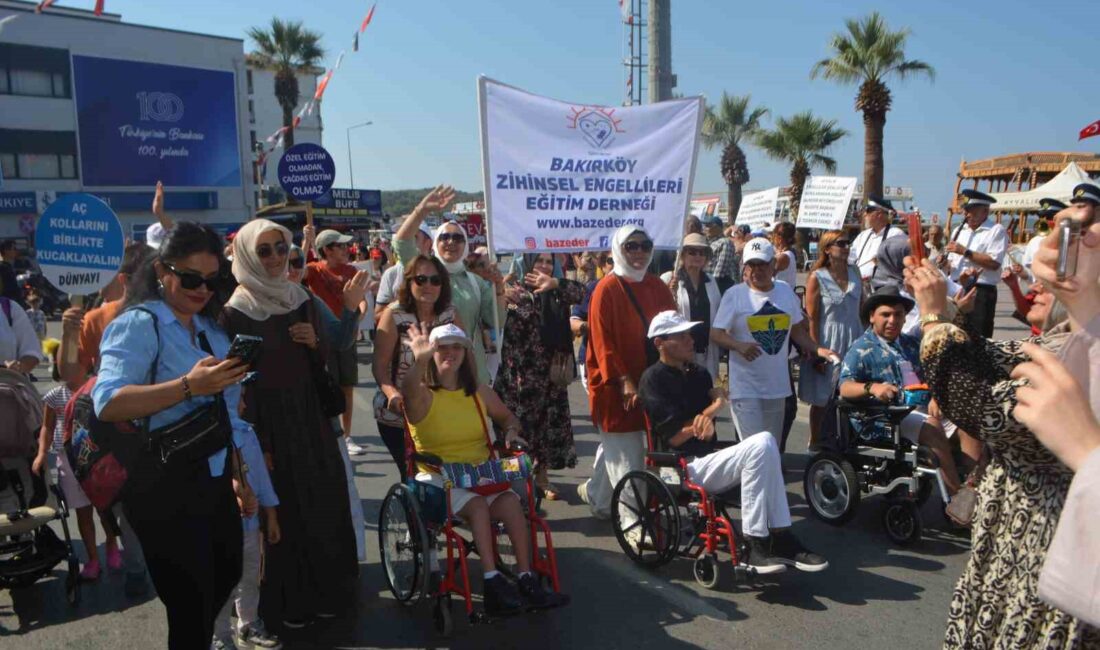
[483,574,523,617]
[743,535,786,574]
[517,573,570,610]
[770,530,829,572]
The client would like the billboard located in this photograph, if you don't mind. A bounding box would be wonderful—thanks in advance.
[313,188,382,215]
[72,55,242,188]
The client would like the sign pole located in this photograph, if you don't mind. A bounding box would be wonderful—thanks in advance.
[306,201,314,229]
[476,76,503,343]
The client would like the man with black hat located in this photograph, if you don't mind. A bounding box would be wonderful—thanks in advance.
[849,196,905,290]
[945,189,1009,337]
[703,216,737,292]
[838,285,961,496]
[1070,182,1099,222]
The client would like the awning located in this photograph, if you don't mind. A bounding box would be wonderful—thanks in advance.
[988,162,1095,211]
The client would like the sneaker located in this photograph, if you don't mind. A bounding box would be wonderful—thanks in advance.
[79,558,101,581]
[211,637,237,650]
[345,441,366,455]
[124,571,148,597]
[236,621,282,649]
[106,545,123,572]
[770,530,829,572]
[743,535,786,575]
[482,574,523,617]
[623,527,656,552]
[576,481,590,505]
[516,573,570,610]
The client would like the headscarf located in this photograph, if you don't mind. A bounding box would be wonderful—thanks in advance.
[871,236,910,292]
[434,221,469,275]
[227,219,311,321]
[522,253,570,351]
[611,224,654,283]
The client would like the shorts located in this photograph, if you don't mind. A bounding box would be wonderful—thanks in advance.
[414,472,518,517]
[328,345,359,387]
[55,451,91,510]
[899,410,932,445]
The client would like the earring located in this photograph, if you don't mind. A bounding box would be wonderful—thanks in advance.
[157,279,165,295]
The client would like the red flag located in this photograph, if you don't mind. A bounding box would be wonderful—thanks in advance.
[36,0,58,13]
[94,0,105,15]
[314,71,333,101]
[618,0,632,25]
[292,115,302,129]
[1080,119,1100,141]
[359,3,376,33]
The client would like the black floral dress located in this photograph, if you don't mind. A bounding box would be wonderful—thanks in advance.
[922,317,1099,649]
[494,279,586,470]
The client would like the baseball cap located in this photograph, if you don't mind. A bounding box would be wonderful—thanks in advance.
[647,310,702,339]
[315,229,354,251]
[703,216,723,227]
[418,224,433,240]
[146,223,166,250]
[429,323,472,348]
[742,237,775,264]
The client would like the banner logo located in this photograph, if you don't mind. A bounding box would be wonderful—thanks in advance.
[524,236,537,249]
[568,106,624,149]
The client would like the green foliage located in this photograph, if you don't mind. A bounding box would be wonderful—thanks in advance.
[380,188,483,218]
[810,11,934,88]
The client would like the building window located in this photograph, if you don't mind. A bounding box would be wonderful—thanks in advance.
[247,69,254,95]
[0,43,71,98]
[0,153,15,179]
[0,73,8,94]
[248,99,255,124]
[0,129,79,180]
[10,69,53,96]
[18,153,60,178]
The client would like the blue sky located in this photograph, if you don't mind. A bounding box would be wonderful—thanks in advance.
[117,0,1099,215]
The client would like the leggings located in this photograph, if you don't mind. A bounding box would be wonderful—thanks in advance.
[377,421,408,482]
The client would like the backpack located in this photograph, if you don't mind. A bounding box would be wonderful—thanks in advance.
[0,368,43,458]
[63,375,136,511]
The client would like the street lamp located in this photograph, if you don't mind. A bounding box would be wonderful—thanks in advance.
[346,120,373,190]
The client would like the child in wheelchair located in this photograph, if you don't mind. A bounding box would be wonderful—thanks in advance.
[402,322,567,616]
[638,311,828,574]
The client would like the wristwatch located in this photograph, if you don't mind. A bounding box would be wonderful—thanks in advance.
[963,249,974,260]
[920,313,952,327]
[863,381,874,398]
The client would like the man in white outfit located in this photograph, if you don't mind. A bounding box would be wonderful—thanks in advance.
[639,311,828,573]
[849,196,905,290]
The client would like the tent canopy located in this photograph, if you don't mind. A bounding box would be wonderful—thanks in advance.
[988,162,1095,211]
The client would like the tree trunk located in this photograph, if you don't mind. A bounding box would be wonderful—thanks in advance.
[789,159,809,219]
[863,110,885,200]
[281,103,296,149]
[727,182,742,226]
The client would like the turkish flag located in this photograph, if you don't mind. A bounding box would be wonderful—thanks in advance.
[1080,119,1100,141]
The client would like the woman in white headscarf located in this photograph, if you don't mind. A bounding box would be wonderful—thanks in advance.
[223,218,367,627]
[577,225,676,529]
[393,186,506,385]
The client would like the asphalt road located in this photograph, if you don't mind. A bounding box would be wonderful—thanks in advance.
[2,286,1028,649]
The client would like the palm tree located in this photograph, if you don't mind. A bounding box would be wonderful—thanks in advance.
[701,93,769,225]
[810,12,934,200]
[247,18,325,149]
[755,111,848,217]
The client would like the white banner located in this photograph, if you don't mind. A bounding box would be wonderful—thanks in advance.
[735,187,780,229]
[689,195,722,219]
[478,77,704,252]
[796,176,857,230]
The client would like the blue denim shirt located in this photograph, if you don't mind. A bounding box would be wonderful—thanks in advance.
[839,328,923,441]
[92,300,251,477]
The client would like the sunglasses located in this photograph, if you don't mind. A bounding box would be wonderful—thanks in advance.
[163,262,223,292]
[412,274,443,287]
[602,258,614,267]
[832,240,851,248]
[325,242,348,250]
[289,257,305,269]
[622,240,654,253]
[683,247,709,257]
[437,232,466,244]
[256,242,289,259]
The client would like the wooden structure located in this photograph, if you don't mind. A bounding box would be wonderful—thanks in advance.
[947,152,1100,238]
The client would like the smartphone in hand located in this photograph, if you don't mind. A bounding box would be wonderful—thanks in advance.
[227,334,263,367]
[907,213,925,264]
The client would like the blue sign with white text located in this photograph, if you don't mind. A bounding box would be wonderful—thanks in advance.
[58,191,218,212]
[313,188,383,214]
[34,193,124,295]
[0,192,37,214]
[277,143,336,202]
[72,55,242,188]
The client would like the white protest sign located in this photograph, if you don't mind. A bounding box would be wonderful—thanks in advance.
[478,77,704,252]
[735,187,780,229]
[796,176,857,230]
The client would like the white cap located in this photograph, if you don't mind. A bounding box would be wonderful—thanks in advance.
[418,224,433,240]
[647,310,702,339]
[146,223,166,250]
[429,323,472,348]
[315,229,354,252]
[742,238,775,264]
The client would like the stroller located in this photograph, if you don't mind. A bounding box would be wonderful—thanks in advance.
[0,369,81,605]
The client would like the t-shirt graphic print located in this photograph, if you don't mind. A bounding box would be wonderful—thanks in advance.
[747,301,791,356]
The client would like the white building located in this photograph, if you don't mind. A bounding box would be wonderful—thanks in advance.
[0,0,319,244]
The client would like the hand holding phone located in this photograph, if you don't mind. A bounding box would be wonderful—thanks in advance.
[907,213,925,264]
[227,334,263,367]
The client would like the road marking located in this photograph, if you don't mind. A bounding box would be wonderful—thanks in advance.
[597,554,731,622]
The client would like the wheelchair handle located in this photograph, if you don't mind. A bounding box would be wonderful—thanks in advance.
[492,439,529,455]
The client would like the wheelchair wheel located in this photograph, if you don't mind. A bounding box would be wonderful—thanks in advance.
[433,594,454,637]
[378,483,431,605]
[693,554,724,590]
[883,498,923,546]
[611,470,681,568]
[804,452,860,525]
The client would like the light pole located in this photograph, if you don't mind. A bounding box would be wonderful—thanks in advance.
[346,120,373,190]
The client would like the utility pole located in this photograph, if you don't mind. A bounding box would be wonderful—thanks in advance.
[647,0,675,103]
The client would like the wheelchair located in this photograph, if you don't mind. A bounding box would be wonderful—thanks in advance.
[609,417,754,590]
[376,423,564,637]
[802,389,951,545]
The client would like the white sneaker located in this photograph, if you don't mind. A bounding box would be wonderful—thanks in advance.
[624,527,656,552]
[346,441,366,455]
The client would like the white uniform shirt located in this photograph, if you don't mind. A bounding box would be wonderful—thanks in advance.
[0,299,43,364]
[1022,235,1046,283]
[947,218,1009,286]
[849,225,905,280]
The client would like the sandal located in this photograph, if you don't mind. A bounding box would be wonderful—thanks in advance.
[541,484,561,501]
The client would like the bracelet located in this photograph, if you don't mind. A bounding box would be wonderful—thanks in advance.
[181,375,193,400]
[920,313,952,327]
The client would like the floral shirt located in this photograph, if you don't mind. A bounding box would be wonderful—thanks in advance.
[839,327,923,442]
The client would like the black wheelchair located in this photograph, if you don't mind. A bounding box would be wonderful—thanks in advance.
[802,394,951,545]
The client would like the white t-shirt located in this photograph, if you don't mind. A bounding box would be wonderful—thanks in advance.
[0,299,42,365]
[775,250,798,287]
[947,218,1009,287]
[375,263,405,307]
[1022,236,1045,283]
[713,281,803,400]
[849,225,906,280]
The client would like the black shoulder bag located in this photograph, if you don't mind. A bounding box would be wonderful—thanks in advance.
[616,277,660,367]
[136,308,232,469]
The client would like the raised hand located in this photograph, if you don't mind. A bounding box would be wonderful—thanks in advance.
[302,224,316,255]
[407,322,436,363]
[1032,207,1100,324]
[904,258,949,318]
[152,181,165,222]
[524,270,559,294]
[414,185,457,217]
[342,270,372,312]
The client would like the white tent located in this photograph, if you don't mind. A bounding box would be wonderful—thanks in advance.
[988,162,1094,211]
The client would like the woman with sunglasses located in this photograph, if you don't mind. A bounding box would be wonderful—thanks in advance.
[570,252,615,392]
[579,226,676,521]
[93,222,250,648]
[799,230,863,445]
[223,219,370,628]
[372,254,458,481]
[659,233,723,381]
[393,186,504,385]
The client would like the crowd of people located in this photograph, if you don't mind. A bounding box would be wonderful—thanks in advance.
[1,179,1098,649]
